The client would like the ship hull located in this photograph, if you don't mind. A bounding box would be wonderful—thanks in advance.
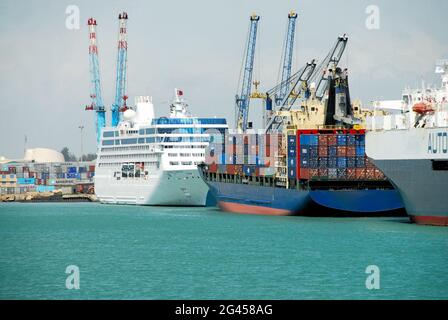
[309,189,403,213]
[95,168,209,206]
[369,159,448,226]
[366,128,448,226]
[205,179,403,216]
[206,180,310,216]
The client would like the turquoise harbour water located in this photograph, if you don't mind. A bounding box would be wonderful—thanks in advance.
[0,202,447,300]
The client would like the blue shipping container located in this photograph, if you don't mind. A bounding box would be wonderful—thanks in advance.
[337,135,347,145]
[356,146,365,156]
[346,135,356,145]
[288,157,296,168]
[299,135,310,145]
[300,146,309,157]
[356,156,365,168]
[308,146,319,157]
[300,157,309,168]
[347,157,356,168]
[309,135,319,146]
[337,157,347,168]
[355,134,365,144]
[288,167,297,179]
[328,146,337,157]
[67,167,77,174]
[288,135,296,146]
[309,158,319,169]
[17,178,35,185]
[318,157,328,168]
[328,157,338,168]
[36,185,55,193]
[242,165,255,176]
[288,146,296,155]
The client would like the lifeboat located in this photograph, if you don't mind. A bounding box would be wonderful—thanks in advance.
[412,102,434,114]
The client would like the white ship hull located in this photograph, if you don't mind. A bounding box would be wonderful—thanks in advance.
[95,167,209,206]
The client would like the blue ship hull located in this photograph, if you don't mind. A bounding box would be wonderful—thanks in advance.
[205,180,404,216]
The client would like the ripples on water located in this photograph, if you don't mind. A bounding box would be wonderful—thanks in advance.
[0,202,447,299]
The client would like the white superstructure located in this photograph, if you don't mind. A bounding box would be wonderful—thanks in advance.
[365,61,448,225]
[94,89,228,205]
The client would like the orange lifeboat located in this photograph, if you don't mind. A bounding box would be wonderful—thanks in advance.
[412,102,434,114]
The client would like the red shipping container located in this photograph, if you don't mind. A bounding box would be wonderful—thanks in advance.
[309,169,319,178]
[318,135,328,145]
[346,168,356,180]
[235,165,243,174]
[337,146,347,156]
[208,163,218,173]
[226,164,236,174]
[346,146,356,157]
[327,134,337,145]
[318,146,328,157]
[355,168,366,180]
[366,168,376,180]
[318,169,328,177]
[299,168,310,180]
[374,169,385,180]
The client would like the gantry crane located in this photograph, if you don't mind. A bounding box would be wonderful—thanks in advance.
[265,35,349,132]
[235,13,260,132]
[85,17,106,144]
[111,12,129,127]
[276,10,298,106]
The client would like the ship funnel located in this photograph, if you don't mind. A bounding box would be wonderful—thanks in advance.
[135,96,155,124]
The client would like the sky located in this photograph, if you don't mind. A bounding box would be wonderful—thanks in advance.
[0,0,447,158]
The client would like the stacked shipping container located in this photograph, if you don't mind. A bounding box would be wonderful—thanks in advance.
[289,130,385,181]
[206,133,283,177]
[0,161,96,195]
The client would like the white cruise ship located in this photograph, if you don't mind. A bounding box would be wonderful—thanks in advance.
[95,89,228,205]
[365,61,448,226]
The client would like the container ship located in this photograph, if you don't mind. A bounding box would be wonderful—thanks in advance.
[94,89,228,205]
[199,67,404,216]
[366,60,448,226]
[199,129,402,216]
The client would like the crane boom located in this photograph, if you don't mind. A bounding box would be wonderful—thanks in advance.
[276,10,298,105]
[309,35,348,100]
[85,17,105,144]
[236,14,260,132]
[265,60,316,133]
[111,12,129,127]
[264,35,349,133]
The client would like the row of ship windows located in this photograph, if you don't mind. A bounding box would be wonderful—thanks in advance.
[98,162,159,168]
[163,145,207,149]
[103,128,228,138]
[102,137,213,146]
[100,146,156,152]
[167,153,205,157]
[169,161,201,166]
[99,154,159,160]
[100,145,206,153]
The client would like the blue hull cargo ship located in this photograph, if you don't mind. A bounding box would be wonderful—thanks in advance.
[199,130,404,216]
